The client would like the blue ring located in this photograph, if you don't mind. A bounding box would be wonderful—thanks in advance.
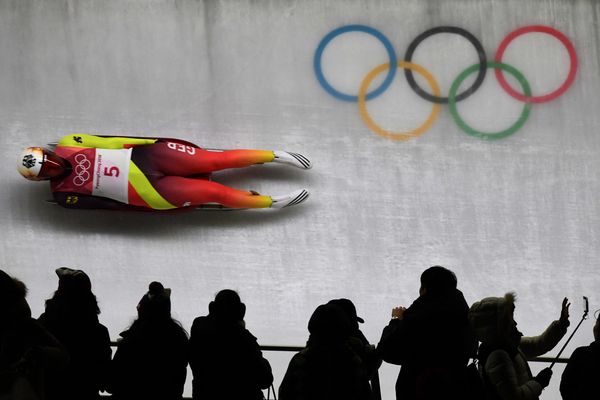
[314,25,397,102]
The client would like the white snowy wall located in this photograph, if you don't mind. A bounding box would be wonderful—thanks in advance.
[1,0,598,398]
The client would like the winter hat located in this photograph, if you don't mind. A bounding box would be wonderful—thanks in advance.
[56,267,92,293]
[468,292,516,345]
[137,281,172,319]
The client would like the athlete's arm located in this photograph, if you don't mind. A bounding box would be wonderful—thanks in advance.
[58,134,157,149]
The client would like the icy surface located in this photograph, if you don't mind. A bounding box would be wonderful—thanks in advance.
[1,0,598,398]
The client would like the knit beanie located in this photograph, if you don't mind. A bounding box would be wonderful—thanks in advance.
[468,292,516,345]
[137,281,172,319]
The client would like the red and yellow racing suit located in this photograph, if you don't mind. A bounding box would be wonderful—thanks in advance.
[51,134,275,210]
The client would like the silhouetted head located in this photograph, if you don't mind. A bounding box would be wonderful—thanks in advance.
[17,147,71,181]
[0,270,31,323]
[0,270,26,299]
[46,267,100,317]
[56,267,92,293]
[327,298,364,331]
[209,289,246,322]
[137,281,171,321]
[307,303,352,345]
[469,292,522,348]
[419,266,457,296]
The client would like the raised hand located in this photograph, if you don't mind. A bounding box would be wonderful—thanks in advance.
[559,297,570,327]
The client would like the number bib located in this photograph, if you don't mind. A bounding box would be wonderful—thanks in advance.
[91,148,132,203]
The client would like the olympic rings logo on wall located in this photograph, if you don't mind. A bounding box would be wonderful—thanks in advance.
[314,25,577,141]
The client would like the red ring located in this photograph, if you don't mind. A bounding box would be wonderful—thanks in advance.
[494,25,577,103]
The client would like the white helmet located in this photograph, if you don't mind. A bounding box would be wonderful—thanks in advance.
[17,147,69,181]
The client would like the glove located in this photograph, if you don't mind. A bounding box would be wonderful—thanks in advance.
[533,367,552,388]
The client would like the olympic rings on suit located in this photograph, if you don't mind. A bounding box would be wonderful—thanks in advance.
[73,154,91,187]
[314,24,578,140]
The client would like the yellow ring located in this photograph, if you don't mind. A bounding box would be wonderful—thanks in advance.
[358,61,441,141]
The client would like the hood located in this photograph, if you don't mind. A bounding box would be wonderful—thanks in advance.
[468,292,516,345]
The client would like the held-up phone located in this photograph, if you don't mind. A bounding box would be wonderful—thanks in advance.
[550,295,590,369]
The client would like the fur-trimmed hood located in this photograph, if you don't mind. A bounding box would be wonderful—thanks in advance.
[468,292,516,345]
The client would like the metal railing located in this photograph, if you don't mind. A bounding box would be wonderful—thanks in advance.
[100,342,568,399]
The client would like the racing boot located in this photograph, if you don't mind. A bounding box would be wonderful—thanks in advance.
[272,151,312,170]
[270,189,310,208]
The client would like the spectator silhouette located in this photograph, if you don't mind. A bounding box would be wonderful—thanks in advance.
[327,298,382,398]
[189,289,272,400]
[469,293,570,400]
[279,303,373,400]
[0,270,68,400]
[108,281,188,400]
[38,267,112,400]
[377,266,475,400]
[559,309,599,399]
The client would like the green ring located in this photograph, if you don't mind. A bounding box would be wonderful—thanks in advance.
[448,61,532,140]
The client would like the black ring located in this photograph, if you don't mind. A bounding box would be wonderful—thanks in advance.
[404,26,487,104]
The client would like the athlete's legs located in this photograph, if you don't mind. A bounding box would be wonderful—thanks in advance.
[152,176,272,209]
[141,142,275,176]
